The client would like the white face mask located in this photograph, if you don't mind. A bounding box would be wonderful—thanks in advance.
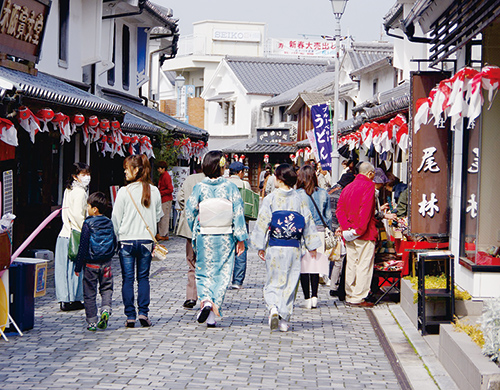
[79,175,91,187]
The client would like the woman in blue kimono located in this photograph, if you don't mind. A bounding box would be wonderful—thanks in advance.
[251,164,321,332]
[186,151,248,327]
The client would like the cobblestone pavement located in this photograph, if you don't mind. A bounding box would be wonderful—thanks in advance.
[1,235,402,389]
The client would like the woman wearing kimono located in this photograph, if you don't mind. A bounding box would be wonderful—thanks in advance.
[186,151,248,327]
[251,164,321,332]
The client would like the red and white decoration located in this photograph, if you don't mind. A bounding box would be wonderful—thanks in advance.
[414,65,500,133]
[0,118,18,146]
[173,138,208,162]
[338,114,409,154]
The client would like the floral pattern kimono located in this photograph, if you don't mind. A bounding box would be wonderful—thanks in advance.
[186,177,248,316]
[251,188,321,321]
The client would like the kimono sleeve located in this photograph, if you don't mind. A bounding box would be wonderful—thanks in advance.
[185,183,201,232]
[301,200,322,251]
[251,195,273,250]
[229,183,248,242]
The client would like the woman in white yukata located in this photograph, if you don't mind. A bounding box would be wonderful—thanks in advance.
[186,151,248,327]
[251,164,321,332]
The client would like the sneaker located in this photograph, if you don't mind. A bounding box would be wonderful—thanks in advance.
[87,323,97,331]
[279,319,289,332]
[231,284,242,290]
[311,297,318,308]
[325,277,331,287]
[97,310,109,330]
[304,298,312,309]
[206,311,216,328]
[269,307,279,330]
[197,303,212,323]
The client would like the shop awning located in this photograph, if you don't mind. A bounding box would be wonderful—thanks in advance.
[121,113,163,136]
[222,137,295,154]
[101,89,208,140]
[0,66,122,116]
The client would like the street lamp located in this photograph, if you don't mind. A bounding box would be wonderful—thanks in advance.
[329,0,348,183]
[175,74,185,119]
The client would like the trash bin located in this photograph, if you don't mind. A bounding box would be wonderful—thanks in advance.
[6,258,48,332]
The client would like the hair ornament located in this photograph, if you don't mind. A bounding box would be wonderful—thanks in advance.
[219,156,226,167]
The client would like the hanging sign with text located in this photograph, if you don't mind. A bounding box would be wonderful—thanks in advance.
[311,103,332,171]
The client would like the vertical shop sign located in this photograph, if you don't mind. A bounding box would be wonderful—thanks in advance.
[311,103,332,171]
[409,72,451,235]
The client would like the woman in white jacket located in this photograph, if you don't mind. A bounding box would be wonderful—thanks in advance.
[55,162,90,311]
[112,155,163,328]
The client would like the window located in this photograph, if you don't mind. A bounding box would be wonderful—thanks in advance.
[373,79,378,95]
[107,24,116,86]
[344,101,349,121]
[222,102,235,125]
[279,106,287,122]
[58,0,70,66]
[122,25,130,90]
[195,86,203,97]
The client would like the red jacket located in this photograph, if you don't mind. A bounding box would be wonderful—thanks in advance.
[336,174,378,241]
[158,171,173,202]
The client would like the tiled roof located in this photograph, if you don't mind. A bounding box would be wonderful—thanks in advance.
[348,42,393,74]
[222,137,295,154]
[226,56,329,96]
[287,92,330,115]
[121,113,163,136]
[102,91,208,139]
[0,66,122,115]
[261,70,334,108]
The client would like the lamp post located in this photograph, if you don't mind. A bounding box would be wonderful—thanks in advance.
[329,0,348,183]
[175,74,185,120]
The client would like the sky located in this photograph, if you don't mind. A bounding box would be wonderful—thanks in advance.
[156,0,396,42]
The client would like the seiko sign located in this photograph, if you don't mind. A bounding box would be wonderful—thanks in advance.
[213,29,261,42]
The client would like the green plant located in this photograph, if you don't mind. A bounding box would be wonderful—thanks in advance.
[153,131,184,169]
[404,275,472,303]
[453,315,485,348]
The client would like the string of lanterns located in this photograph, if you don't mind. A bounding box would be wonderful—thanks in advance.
[173,138,208,162]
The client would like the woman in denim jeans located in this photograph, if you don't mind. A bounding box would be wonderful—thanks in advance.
[112,155,163,328]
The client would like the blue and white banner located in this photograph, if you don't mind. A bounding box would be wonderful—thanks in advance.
[311,103,332,171]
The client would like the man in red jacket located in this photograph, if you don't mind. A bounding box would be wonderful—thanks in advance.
[156,161,174,241]
[336,162,378,307]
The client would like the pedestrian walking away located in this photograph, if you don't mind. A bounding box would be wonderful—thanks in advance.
[175,163,205,309]
[156,160,173,241]
[296,164,332,309]
[227,160,253,290]
[74,192,117,331]
[112,155,163,328]
[54,162,90,312]
[185,151,248,328]
[251,163,321,332]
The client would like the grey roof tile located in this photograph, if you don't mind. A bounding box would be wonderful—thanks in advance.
[222,136,295,153]
[226,56,329,95]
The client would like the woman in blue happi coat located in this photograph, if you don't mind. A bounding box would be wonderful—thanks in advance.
[185,151,248,327]
[251,164,321,332]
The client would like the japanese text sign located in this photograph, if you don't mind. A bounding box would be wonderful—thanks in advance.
[311,103,332,171]
[409,72,451,235]
[256,128,289,144]
[0,0,51,63]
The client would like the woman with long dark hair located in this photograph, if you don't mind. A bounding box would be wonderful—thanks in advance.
[185,151,248,328]
[55,162,91,311]
[112,155,163,328]
[296,164,332,309]
[251,164,321,332]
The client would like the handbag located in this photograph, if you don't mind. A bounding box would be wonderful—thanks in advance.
[68,229,81,261]
[126,187,168,261]
[308,193,336,250]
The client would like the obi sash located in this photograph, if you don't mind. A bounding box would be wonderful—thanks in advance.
[199,198,233,234]
[268,210,305,248]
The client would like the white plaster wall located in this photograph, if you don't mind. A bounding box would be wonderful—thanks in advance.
[357,66,395,102]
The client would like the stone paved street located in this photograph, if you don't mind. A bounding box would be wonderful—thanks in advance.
[1,235,402,389]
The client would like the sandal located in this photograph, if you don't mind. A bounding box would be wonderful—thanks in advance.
[125,319,135,328]
[138,315,152,327]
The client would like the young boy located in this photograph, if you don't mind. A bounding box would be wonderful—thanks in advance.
[75,192,117,331]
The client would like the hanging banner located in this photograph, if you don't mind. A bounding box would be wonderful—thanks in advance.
[270,38,337,57]
[311,103,332,171]
[409,72,451,236]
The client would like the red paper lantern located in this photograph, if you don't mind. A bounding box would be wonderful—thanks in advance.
[72,114,85,126]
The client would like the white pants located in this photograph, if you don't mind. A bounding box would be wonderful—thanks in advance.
[345,239,375,304]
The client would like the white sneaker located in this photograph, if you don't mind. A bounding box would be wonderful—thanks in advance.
[269,307,279,330]
[279,319,289,332]
[311,297,318,308]
[206,311,216,327]
[325,277,331,287]
[304,298,312,309]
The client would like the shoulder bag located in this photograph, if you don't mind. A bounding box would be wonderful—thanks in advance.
[308,192,336,250]
[126,187,168,261]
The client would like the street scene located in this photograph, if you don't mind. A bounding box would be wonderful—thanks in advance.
[1,1,500,390]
